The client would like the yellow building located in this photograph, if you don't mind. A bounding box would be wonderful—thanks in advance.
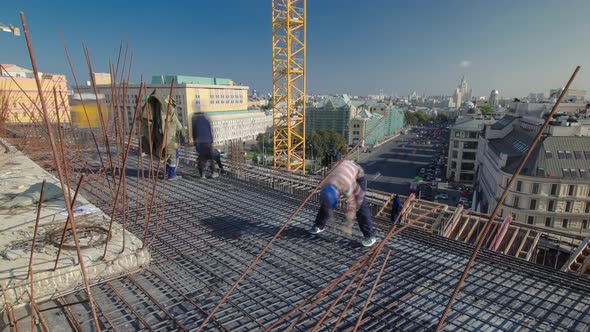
[79,74,253,144]
[0,64,69,124]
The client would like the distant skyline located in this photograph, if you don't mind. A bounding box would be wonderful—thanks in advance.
[2,0,590,98]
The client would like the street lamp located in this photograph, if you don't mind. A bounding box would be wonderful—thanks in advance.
[0,23,20,36]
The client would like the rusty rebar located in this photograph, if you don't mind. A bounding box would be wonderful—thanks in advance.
[142,79,175,248]
[53,175,85,270]
[434,65,581,332]
[28,179,46,332]
[20,11,101,331]
[197,113,390,331]
[59,32,107,181]
[101,82,145,259]
[353,249,391,331]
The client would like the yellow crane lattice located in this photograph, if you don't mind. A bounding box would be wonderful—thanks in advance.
[271,0,306,173]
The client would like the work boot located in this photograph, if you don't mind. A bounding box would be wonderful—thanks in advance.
[361,236,377,247]
[211,172,220,179]
[309,226,324,234]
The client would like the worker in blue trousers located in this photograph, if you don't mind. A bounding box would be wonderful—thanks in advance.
[391,194,403,225]
[310,160,377,247]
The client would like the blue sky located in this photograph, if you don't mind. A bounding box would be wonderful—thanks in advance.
[2,0,590,98]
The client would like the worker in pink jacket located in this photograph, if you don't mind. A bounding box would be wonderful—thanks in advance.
[310,160,377,247]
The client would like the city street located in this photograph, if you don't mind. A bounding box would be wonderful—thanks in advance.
[358,125,464,206]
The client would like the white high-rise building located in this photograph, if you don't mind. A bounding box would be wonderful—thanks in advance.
[489,89,500,106]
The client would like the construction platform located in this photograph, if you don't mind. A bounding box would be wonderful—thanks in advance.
[0,143,150,308]
[3,154,589,331]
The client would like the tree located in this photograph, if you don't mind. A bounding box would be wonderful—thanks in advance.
[254,132,272,153]
[308,130,346,162]
[405,111,429,126]
[480,105,494,115]
[434,113,449,123]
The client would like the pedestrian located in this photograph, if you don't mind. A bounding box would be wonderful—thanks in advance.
[195,145,223,177]
[191,112,217,179]
[213,148,224,174]
[310,160,377,247]
[390,194,403,225]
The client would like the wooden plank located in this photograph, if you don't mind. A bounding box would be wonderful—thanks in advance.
[525,232,542,261]
[515,229,531,258]
[454,216,472,241]
[503,229,520,255]
[376,194,395,218]
[443,206,464,237]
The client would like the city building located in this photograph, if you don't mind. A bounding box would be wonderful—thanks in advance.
[489,89,500,106]
[549,88,586,102]
[79,74,271,147]
[447,117,495,184]
[0,64,69,123]
[306,95,356,143]
[475,105,590,234]
[307,95,404,147]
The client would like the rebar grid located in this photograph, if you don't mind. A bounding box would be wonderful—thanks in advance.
[35,157,590,332]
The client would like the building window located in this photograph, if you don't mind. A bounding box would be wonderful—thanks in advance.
[583,220,588,229]
[586,202,590,214]
[545,217,552,227]
[562,219,569,228]
[463,141,478,150]
[574,151,584,160]
[513,196,520,208]
[463,152,476,160]
[529,199,537,210]
[565,201,572,213]
[527,216,535,225]
[558,150,566,159]
[511,213,517,221]
[545,150,553,159]
[516,181,522,192]
[548,200,555,212]
[532,183,539,194]
[550,184,558,196]
[453,141,459,148]
[452,150,458,158]
[568,185,575,196]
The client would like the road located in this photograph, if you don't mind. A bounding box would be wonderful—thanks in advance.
[357,132,431,195]
[357,126,465,207]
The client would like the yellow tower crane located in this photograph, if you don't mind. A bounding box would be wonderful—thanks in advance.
[271,0,306,173]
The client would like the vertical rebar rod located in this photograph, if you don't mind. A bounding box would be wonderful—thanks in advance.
[352,249,391,331]
[434,65,581,332]
[53,175,85,270]
[28,179,45,332]
[20,12,101,331]
[197,112,390,331]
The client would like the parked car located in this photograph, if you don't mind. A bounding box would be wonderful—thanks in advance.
[435,193,449,200]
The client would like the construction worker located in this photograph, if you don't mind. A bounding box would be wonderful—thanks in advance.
[140,92,184,180]
[195,145,224,176]
[310,160,377,247]
[390,194,403,225]
[191,111,217,179]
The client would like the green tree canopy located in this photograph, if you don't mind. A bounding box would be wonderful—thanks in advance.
[480,105,494,115]
[405,111,430,126]
[308,130,347,160]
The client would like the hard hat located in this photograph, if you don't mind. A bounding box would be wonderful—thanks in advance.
[320,184,339,208]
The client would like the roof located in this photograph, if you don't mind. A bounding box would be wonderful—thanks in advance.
[205,109,266,116]
[537,136,590,178]
[490,130,590,177]
[151,75,235,86]
[490,115,517,130]
[451,118,494,131]
[312,95,352,109]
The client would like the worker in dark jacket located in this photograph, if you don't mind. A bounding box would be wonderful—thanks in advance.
[191,112,215,178]
[196,145,224,176]
[310,160,377,247]
[390,195,403,225]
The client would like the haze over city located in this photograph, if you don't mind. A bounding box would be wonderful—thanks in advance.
[3,0,590,97]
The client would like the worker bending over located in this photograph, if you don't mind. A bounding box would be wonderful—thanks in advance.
[310,160,377,247]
